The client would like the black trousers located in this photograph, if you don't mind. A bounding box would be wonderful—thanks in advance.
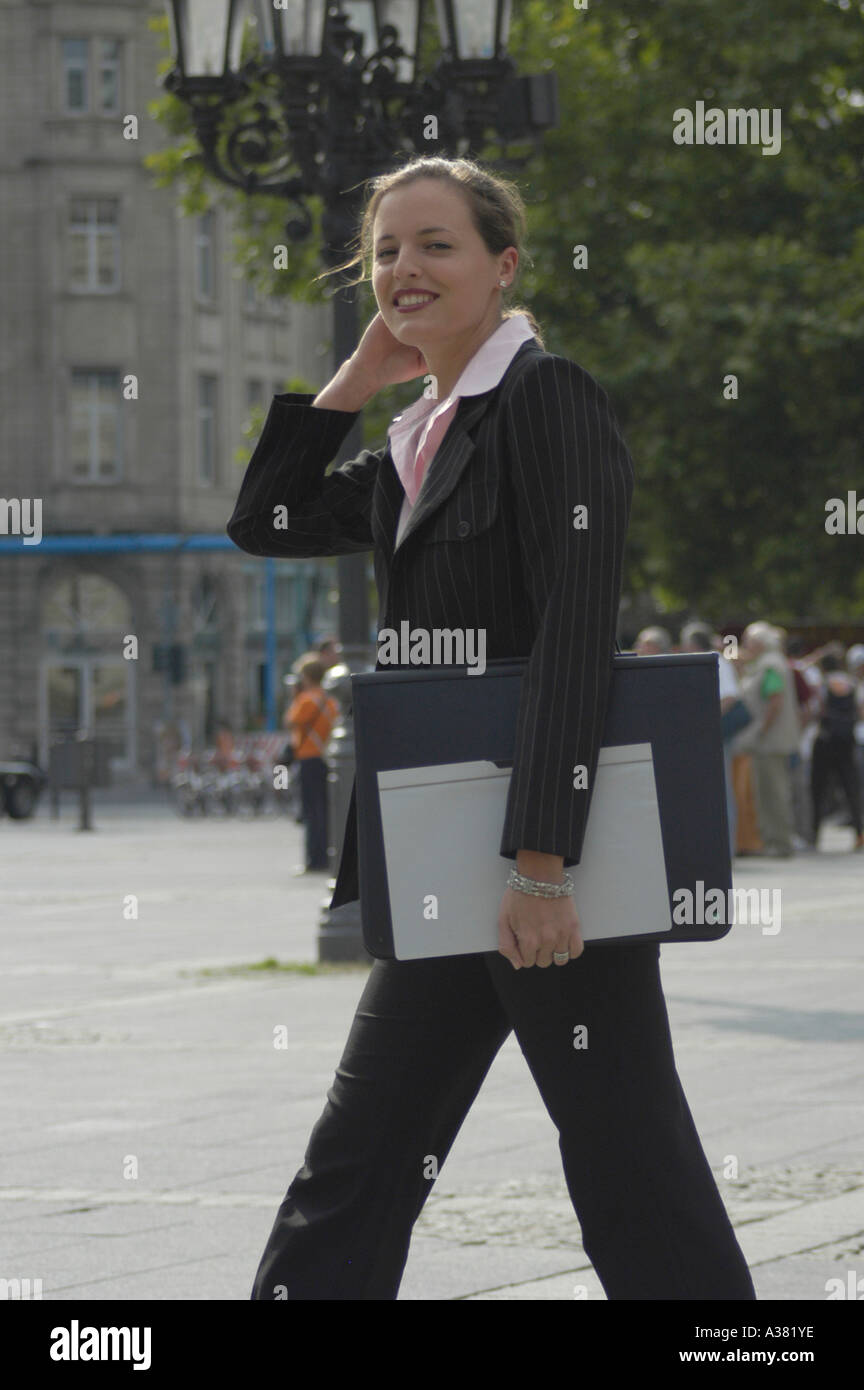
[811,735,862,837]
[298,756,329,869]
[251,941,755,1300]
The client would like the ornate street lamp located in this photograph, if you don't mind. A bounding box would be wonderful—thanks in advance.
[162,0,558,959]
[164,0,249,80]
[163,2,556,195]
[434,0,511,58]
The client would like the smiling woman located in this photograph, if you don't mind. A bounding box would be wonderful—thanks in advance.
[371,187,517,403]
[227,153,756,1305]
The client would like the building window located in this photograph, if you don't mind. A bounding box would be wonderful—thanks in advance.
[69,370,122,482]
[61,37,122,115]
[99,39,121,114]
[62,39,89,112]
[195,211,216,301]
[246,379,264,410]
[197,375,218,485]
[68,198,120,291]
[42,573,132,645]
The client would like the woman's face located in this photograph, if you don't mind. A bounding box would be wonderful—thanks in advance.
[371,178,516,350]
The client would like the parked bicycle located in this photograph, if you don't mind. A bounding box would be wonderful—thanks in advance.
[170,743,300,819]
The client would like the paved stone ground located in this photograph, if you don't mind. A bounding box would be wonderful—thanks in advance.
[1,790,862,1301]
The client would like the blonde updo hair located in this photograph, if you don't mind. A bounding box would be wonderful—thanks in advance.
[317,154,544,348]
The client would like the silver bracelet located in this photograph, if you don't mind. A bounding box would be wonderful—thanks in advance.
[508,867,574,899]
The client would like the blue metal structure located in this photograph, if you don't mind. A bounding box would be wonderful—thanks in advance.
[0,534,235,553]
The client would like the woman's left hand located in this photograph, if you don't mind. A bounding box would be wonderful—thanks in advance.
[498,886,584,969]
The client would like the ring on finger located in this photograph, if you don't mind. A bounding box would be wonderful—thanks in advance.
[553,950,570,965]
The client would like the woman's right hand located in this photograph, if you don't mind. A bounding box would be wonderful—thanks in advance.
[313,311,429,412]
[347,311,430,395]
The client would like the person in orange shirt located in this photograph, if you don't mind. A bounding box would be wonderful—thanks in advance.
[286,655,340,873]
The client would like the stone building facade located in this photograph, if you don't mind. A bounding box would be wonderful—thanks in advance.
[0,0,339,780]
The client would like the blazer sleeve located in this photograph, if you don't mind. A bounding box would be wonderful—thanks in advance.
[226,392,385,558]
[498,354,635,868]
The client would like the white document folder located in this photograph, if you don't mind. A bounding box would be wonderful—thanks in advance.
[376,741,671,960]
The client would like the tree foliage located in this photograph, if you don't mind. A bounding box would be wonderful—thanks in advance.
[509,0,864,622]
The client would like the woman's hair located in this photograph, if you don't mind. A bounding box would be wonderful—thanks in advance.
[316,155,544,348]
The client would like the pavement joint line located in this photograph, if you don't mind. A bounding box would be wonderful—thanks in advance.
[475,1233,864,1300]
[733,1188,864,1265]
[0,1188,283,1208]
[452,1262,595,1299]
[2,959,317,978]
[0,976,309,1026]
[45,1250,237,1297]
[455,1223,864,1299]
[0,1186,805,1212]
[720,1138,864,1166]
[746,1230,864,1267]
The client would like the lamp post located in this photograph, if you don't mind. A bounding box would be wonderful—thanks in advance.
[162,0,558,959]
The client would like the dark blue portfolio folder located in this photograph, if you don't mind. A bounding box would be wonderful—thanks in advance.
[351,652,733,958]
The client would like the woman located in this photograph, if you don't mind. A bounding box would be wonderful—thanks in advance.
[227,155,755,1301]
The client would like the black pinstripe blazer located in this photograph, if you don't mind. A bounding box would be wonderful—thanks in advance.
[227,337,635,909]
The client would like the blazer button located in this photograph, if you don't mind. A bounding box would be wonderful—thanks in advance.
[456,520,471,537]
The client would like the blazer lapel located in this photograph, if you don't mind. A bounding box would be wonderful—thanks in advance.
[370,339,543,556]
[393,391,494,550]
[370,437,403,557]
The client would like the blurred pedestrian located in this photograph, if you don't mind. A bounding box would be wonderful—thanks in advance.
[634,625,672,655]
[810,650,864,851]
[739,623,799,857]
[286,655,339,874]
[785,637,824,845]
[845,644,864,813]
[679,622,740,856]
[846,643,864,688]
[730,746,764,856]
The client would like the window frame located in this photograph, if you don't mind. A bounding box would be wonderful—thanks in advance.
[67,196,121,293]
[59,35,123,116]
[197,373,219,486]
[68,368,124,484]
